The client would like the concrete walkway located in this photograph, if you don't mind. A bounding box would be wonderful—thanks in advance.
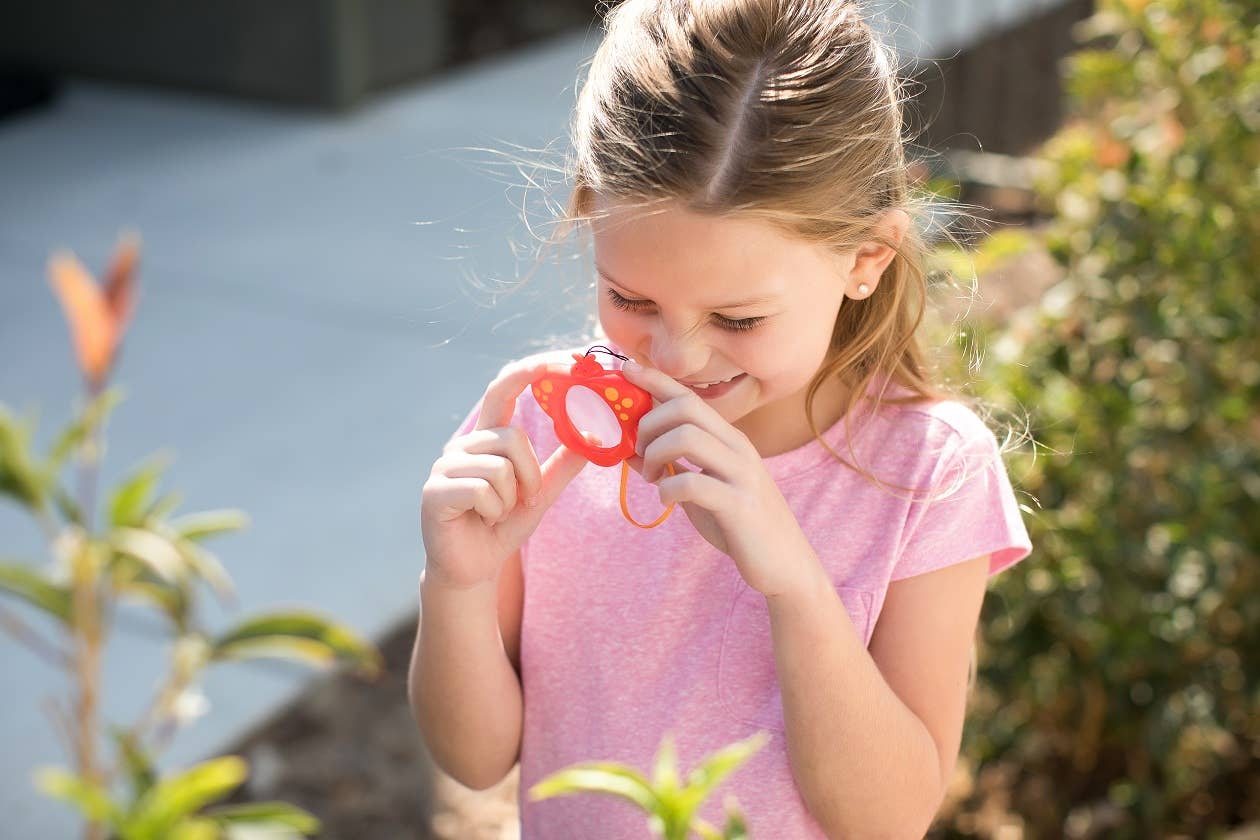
[0,29,599,837]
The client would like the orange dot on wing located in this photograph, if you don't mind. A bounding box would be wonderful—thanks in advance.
[621,398,633,407]
[541,380,554,392]
[604,387,619,401]
[619,413,629,420]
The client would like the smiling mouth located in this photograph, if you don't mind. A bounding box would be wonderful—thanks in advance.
[685,374,740,388]
[683,372,747,397]
[690,375,735,387]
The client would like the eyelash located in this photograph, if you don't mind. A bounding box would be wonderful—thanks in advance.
[603,288,767,332]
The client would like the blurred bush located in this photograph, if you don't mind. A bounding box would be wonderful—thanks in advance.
[934,0,1259,837]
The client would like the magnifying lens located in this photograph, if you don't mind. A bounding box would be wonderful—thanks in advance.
[531,346,676,528]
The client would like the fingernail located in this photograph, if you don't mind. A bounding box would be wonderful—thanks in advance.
[624,358,640,370]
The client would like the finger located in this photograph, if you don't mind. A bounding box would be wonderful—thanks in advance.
[435,475,506,524]
[619,358,694,402]
[458,426,543,503]
[625,452,690,483]
[621,360,750,453]
[439,451,519,517]
[633,392,750,461]
[655,469,730,510]
[474,359,556,432]
[534,432,597,509]
[640,424,734,483]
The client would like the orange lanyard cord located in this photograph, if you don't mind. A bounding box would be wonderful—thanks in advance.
[619,460,677,528]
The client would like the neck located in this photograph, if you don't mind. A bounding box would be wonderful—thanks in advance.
[737,372,854,459]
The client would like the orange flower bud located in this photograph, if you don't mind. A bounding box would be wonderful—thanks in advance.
[46,234,140,389]
[103,232,140,334]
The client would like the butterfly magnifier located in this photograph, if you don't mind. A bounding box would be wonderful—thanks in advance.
[530,345,676,528]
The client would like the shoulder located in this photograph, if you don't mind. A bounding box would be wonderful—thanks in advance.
[885,395,1001,462]
[842,392,1005,497]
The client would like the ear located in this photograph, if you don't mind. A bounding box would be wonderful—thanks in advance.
[847,209,910,298]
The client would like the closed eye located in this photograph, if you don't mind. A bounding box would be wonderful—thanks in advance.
[603,288,767,332]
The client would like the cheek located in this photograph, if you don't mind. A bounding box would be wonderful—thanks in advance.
[731,333,775,373]
[738,327,821,389]
[596,304,639,342]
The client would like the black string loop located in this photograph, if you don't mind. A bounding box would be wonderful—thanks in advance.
[585,344,629,362]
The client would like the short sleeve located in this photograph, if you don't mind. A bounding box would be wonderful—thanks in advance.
[891,420,1032,581]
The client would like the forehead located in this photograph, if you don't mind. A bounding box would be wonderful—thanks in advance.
[590,196,839,297]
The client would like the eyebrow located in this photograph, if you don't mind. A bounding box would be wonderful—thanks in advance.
[595,266,778,309]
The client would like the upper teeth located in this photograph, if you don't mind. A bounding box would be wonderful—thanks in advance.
[692,375,739,389]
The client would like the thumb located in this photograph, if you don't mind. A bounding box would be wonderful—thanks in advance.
[534,433,597,509]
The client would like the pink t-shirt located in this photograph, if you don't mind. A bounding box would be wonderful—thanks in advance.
[447,347,1032,838]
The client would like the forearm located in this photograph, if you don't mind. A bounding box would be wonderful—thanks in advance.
[767,555,945,838]
[409,571,523,790]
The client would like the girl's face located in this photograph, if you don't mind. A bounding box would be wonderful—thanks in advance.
[591,197,875,456]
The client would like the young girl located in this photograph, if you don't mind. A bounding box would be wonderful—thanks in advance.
[410,0,1032,836]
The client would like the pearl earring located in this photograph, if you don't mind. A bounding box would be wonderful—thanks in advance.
[858,283,870,296]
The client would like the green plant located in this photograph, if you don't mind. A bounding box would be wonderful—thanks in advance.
[1,236,383,840]
[932,0,1259,836]
[529,730,768,839]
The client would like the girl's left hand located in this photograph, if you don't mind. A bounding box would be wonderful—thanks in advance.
[620,360,816,598]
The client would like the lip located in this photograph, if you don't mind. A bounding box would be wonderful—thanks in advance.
[684,372,746,399]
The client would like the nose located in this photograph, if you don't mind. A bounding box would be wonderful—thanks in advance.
[647,318,710,381]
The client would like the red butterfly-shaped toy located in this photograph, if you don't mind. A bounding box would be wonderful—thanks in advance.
[530,346,675,527]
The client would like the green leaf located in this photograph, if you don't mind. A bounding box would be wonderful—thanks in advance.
[0,561,73,623]
[170,509,249,543]
[173,538,235,602]
[146,490,185,522]
[119,577,190,632]
[34,766,122,826]
[677,732,770,815]
[47,387,124,475]
[110,727,157,802]
[976,228,1037,266]
[528,762,661,813]
[651,733,680,793]
[159,511,248,601]
[109,554,191,631]
[721,803,749,840]
[52,485,85,527]
[127,756,247,839]
[165,818,220,840]
[210,612,382,676]
[109,526,186,582]
[109,454,172,529]
[693,821,724,840]
[204,801,321,834]
[0,404,47,511]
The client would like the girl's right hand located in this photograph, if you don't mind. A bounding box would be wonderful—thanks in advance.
[420,359,594,591]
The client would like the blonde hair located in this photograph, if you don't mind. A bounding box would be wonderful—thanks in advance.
[552,0,983,498]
